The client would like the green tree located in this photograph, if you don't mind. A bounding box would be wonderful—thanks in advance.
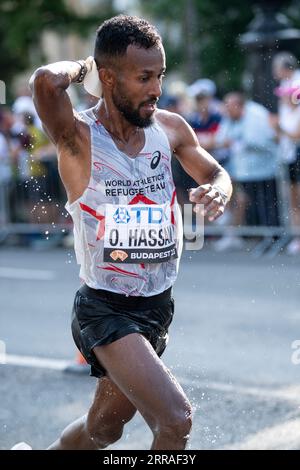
[140,0,300,94]
[0,0,115,91]
[140,0,252,92]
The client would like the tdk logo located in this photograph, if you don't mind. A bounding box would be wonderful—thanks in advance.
[113,207,131,223]
[113,206,168,224]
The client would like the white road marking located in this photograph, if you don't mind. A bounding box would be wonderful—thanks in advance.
[0,267,55,281]
[3,354,69,370]
[223,418,300,450]
[2,356,300,405]
[3,356,300,449]
[178,376,300,405]
[180,376,300,449]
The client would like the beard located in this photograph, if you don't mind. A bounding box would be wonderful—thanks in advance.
[112,87,156,128]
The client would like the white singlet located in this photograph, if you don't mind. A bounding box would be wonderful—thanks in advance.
[66,108,183,296]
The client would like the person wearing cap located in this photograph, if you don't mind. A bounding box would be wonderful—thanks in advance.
[172,79,228,208]
[270,86,300,254]
[187,79,225,158]
[271,52,300,254]
[212,92,279,251]
[188,79,221,144]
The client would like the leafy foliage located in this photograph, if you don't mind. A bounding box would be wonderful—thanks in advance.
[140,0,300,93]
[0,0,115,85]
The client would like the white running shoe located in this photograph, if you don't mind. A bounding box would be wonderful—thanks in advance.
[11,442,32,450]
[213,235,245,252]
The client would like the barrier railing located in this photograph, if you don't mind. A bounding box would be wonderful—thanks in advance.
[0,162,299,258]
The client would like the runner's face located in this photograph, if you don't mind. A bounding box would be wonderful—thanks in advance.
[112,44,165,127]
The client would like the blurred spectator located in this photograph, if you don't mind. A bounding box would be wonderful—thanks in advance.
[167,79,192,116]
[0,122,11,225]
[0,110,12,180]
[270,90,300,254]
[188,78,216,95]
[0,130,10,183]
[272,52,300,94]
[187,79,228,167]
[0,107,28,223]
[187,78,223,113]
[12,85,42,129]
[160,95,182,114]
[3,66,298,244]
[172,78,226,208]
[213,92,279,251]
[23,112,62,224]
[161,88,193,209]
[188,94,221,148]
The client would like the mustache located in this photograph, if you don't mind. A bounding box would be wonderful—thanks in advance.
[139,98,158,107]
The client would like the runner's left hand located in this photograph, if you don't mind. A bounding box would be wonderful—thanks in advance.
[188,184,228,222]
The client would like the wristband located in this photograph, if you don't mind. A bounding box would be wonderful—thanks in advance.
[213,185,228,205]
[74,60,88,83]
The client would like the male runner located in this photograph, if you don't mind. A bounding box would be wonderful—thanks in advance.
[17,15,232,450]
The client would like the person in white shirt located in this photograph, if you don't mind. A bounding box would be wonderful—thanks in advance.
[272,51,300,94]
[270,91,300,254]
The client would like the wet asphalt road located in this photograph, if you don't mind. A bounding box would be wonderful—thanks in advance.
[1,244,300,450]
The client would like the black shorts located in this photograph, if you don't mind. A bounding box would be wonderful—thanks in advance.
[71,284,175,378]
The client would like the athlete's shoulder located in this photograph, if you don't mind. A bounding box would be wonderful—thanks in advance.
[155,109,188,129]
[155,109,194,150]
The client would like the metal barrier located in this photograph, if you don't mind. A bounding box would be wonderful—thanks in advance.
[0,181,10,226]
[0,160,299,258]
[0,173,71,245]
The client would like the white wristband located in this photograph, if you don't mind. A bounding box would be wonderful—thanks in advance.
[213,185,228,205]
[83,59,102,98]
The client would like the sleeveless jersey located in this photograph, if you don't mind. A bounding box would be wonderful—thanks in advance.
[66,107,183,296]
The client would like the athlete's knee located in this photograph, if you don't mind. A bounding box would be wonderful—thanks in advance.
[155,401,193,442]
[87,420,124,449]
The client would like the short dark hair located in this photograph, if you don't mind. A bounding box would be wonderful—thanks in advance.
[94,15,162,67]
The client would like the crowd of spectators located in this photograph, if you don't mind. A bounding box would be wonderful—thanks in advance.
[1,52,300,252]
